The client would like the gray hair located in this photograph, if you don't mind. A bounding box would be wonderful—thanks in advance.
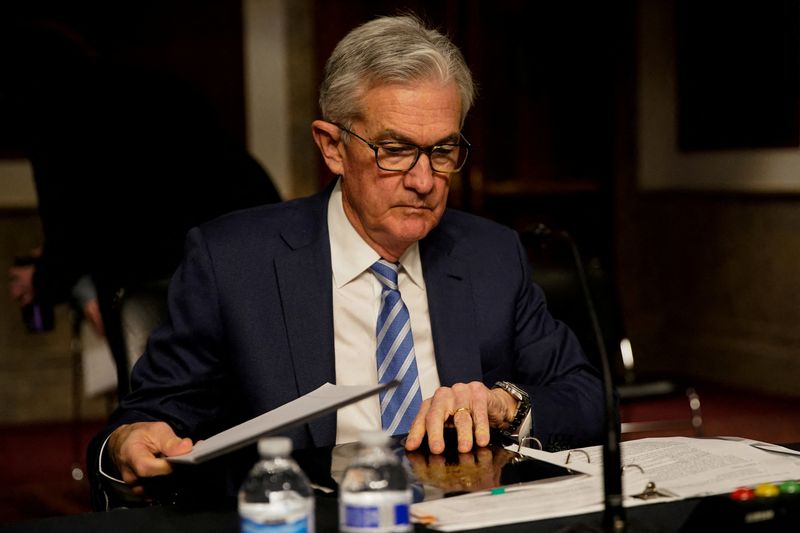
[319,15,476,128]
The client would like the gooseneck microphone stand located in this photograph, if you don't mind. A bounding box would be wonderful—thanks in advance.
[533,224,625,532]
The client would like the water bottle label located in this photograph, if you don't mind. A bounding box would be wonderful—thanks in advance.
[342,503,410,530]
[240,514,310,533]
[345,505,380,528]
[394,504,410,525]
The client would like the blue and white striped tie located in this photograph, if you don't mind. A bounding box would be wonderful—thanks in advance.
[370,259,423,436]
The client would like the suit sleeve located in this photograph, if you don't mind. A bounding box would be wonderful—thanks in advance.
[86,226,238,509]
[105,226,235,440]
[508,234,606,451]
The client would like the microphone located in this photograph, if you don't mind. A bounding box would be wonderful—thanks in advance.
[531,223,625,532]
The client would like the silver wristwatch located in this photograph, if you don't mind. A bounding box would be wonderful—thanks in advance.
[492,381,532,442]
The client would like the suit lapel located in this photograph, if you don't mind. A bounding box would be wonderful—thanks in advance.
[274,194,337,447]
[421,222,483,386]
[273,194,483,445]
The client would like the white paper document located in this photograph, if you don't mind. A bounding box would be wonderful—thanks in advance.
[168,382,393,465]
[411,436,800,531]
[548,437,800,499]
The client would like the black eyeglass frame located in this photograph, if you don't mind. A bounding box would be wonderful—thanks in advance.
[334,123,471,174]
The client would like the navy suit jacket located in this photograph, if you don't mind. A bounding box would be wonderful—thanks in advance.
[95,183,604,504]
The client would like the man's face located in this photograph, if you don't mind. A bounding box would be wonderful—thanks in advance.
[339,80,462,260]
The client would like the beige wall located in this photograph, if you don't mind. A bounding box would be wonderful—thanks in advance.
[617,192,800,397]
[616,1,800,397]
[0,160,36,209]
[243,0,318,199]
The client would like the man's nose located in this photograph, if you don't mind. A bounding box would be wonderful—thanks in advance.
[404,152,435,193]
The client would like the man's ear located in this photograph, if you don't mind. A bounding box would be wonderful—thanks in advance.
[311,120,345,176]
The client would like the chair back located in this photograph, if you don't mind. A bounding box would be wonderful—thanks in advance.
[520,224,626,382]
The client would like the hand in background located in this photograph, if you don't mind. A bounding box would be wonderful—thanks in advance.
[8,264,35,307]
[9,247,42,307]
[82,298,105,337]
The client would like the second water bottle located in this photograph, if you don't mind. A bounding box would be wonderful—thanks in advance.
[338,431,412,533]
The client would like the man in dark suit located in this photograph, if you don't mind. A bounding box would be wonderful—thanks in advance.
[95,14,604,501]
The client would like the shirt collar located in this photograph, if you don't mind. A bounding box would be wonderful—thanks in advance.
[327,178,424,289]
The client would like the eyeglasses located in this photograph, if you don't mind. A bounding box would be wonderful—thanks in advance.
[335,124,471,174]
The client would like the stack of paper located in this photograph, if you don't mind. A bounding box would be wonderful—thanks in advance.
[411,437,800,531]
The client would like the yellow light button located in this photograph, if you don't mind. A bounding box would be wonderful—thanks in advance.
[754,483,780,498]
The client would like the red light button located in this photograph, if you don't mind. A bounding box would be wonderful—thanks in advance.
[730,487,755,501]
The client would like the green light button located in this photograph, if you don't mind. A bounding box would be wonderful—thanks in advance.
[779,480,800,494]
[754,483,780,498]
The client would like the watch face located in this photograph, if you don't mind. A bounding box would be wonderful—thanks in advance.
[496,381,525,401]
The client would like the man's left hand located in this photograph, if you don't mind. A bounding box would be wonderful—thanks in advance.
[404,381,517,454]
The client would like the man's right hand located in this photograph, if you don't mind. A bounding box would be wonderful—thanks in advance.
[108,422,193,494]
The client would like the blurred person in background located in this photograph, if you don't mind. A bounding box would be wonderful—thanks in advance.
[2,18,282,397]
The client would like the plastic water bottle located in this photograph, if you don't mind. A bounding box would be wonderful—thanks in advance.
[339,431,412,533]
[238,437,315,533]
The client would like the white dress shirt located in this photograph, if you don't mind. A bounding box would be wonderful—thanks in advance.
[328,180,440,444]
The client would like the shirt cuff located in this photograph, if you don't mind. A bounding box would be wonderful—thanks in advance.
[97,433,149,509]
[517,408,533,442]
[98,434,126,484]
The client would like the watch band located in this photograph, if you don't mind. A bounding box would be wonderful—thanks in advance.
[492,381,532,442]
